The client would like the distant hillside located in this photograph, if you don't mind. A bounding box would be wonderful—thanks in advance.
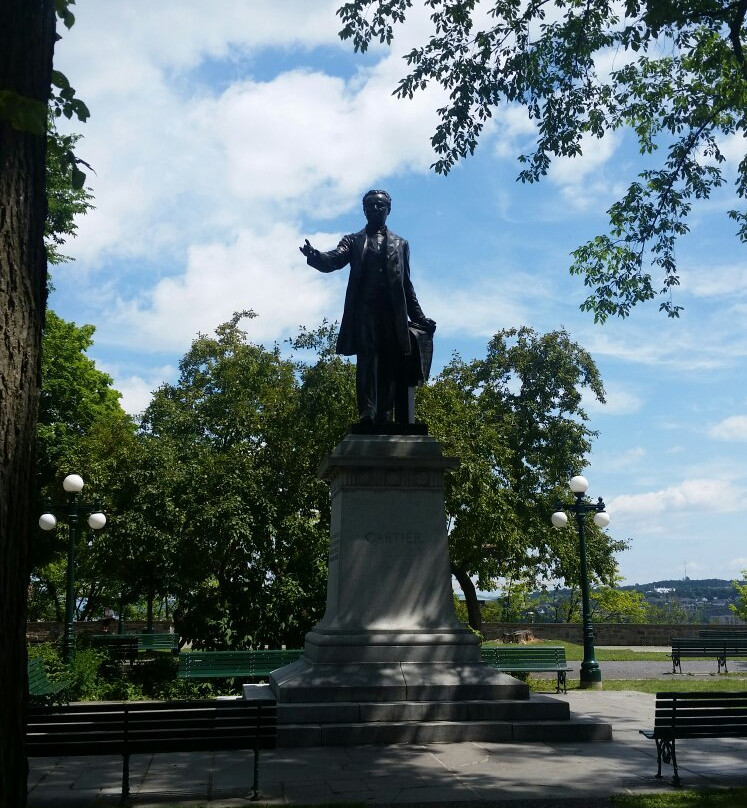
[620,578,737,600]
[509,578,744,623]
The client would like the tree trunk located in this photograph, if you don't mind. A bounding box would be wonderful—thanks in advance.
[0,3,55,806]
[451,564,482,635]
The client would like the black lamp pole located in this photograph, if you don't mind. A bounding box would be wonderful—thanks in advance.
[39,475,106,664]
[552,476,609,690]
[572,492,606,688]
[62,489,79,664]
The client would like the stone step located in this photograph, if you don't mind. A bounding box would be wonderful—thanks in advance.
[277,695,570,725]
[278,717,613,747]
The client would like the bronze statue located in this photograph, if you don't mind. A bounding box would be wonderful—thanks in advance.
[301,190,435,427]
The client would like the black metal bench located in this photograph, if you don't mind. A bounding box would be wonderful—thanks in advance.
[699,629,747,639]
[26,698,277,802]
[670,636,747,673]
[89,634,140,663]
[480,645,573,692]
[27,658,70,706]
[177,649,302,680]
[640,691,747,782]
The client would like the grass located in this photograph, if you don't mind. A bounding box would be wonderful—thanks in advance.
[483,638,673,662]
[528,675,747,693]
[610,787,747,806]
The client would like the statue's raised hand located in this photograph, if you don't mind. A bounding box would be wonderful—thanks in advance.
[300,239,315,257]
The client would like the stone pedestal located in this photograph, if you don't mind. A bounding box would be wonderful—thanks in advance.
[269,434,527,703]
[259,433,612,746]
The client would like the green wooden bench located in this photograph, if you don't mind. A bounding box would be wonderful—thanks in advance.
[26,698,277,801]
[177,649,303,680]
[640,691,747,782]
[27,658,70,706]
[481,645,572,692]
[89,633,140,663]
[671,636,747,674]
[135,632,180,654]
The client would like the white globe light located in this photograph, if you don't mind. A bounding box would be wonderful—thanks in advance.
[39,513,57,531]
[569,475,589,494]
[551,511,568,529]
[593,511,611,528]
[88,512,107,530]
[63,474,84,493]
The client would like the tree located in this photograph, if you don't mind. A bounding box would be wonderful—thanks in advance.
[45,125,93,266]
[730,571,747,621]
[1,2,56,803]
[37,312,125,486]
[587,583,648,623]
[139,314,356,649]
[1,3,88,799]
[27,309,129,622]
[417,327,627,632]
[337,1,747,321]
[31,412,138,625]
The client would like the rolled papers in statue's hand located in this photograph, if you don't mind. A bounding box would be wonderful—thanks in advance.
[407,323,434,385]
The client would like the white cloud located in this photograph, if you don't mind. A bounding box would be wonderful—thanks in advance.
[493,105,536,159]
[716,132,747,170]
[550,132,620,185]
[681,264,747,299]
[578,319,747,372]
[103,223,346,353]
[583,382,643,415]
[57,9,445,273]
[51,1,454,358]
[60,1,345,77]
[600,446,647,472]
[608,478,747,517]
[97,363,177,417]
[709,415,747,442]
[200,65,439,214]
[728,559,747,575]
[424,277,531,338]
[548,131,622,209]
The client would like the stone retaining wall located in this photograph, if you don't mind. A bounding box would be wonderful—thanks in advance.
[482,621,746,645]
[27,620,173,644]
[29,620,745,646]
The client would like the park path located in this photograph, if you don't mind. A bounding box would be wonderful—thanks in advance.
[28,688,747,806]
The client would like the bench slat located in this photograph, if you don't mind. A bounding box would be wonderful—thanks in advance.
[27,659,70,705]
[177,650,302,679]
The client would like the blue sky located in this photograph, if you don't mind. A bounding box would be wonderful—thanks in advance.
[52,1,747,586]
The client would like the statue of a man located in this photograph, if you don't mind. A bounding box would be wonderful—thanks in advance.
[300,190,435,427]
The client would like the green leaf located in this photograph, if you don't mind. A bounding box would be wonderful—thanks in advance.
[71,166,86,190]
[55,0,76,29]
[51,70,70,90]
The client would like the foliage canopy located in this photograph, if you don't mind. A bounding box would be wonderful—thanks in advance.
[337,0,747,321]
[418,326,626,630]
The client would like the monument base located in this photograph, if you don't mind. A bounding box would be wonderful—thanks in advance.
[270,657,528,703]
[261,434,611,745]
[246,681,612,747]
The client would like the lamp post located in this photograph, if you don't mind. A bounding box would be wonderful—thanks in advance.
[39,474,106,663]
[551,475,610,690]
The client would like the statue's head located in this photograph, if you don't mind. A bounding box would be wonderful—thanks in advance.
[362,189,391,228]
